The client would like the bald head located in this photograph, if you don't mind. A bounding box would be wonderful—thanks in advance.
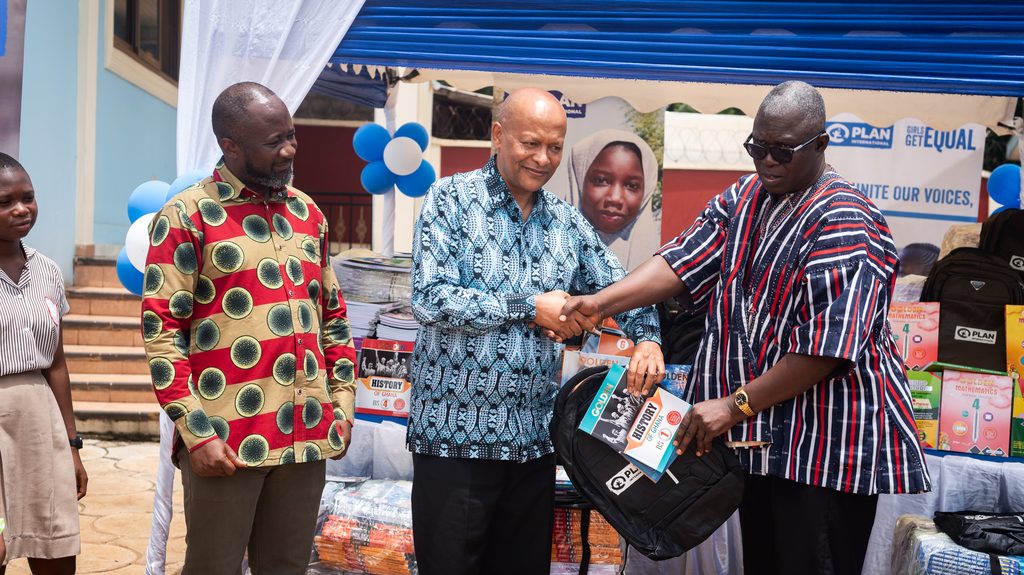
[495,88,567,131]
[757,80,826,133]
[212,82,281,141]
[491,88,568,199]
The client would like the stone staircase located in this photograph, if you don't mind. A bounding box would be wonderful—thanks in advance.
[67,255,161,438]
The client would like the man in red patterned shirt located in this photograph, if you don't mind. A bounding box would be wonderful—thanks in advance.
[142,82,355,575]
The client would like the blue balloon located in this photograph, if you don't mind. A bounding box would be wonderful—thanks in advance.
[988,163,1021,208]
[361,161,396,195]
[396,161,436,198]
[127,180,171,222]
[167,169,209,201]
[992,205,1012,216]
[116,247,144,296]
[394,122,430,152]
[353,124,392,162]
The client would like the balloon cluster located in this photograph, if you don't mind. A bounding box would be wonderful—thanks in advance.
[988,163,1021,214]
[116,170,208,295]
[353,122,436,198]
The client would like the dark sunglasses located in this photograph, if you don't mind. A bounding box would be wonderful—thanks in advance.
[743,131,825,164]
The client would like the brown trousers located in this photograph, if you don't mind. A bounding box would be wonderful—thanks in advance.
[178,448,325,575]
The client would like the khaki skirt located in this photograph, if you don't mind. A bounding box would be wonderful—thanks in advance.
[0,370,81,563]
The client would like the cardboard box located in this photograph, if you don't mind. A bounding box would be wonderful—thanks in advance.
[937,370,1013,456]
[889,302,940,369]
[1006,305,1024,457]
[907,370,941,448]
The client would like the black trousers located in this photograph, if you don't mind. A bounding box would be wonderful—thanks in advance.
[411,453,555,575]
[740,473,878,575]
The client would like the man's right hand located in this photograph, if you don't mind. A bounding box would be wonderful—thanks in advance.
[189,438,247,477]
[560,295,604,331]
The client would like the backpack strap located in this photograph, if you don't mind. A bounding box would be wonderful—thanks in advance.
[989,553,1001,575]
[579,508,591,575]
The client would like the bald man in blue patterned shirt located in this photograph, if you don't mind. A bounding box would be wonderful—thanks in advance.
[408,88,662,575]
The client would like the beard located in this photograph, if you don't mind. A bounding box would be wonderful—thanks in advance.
[246,160,293,191]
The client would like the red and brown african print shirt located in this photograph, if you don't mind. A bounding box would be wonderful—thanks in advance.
[142,161,356,467]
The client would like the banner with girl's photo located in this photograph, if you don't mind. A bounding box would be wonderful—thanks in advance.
[0,0,27,156]
[541,93,665,271]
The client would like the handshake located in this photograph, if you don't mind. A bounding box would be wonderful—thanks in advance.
[532,290,603,343]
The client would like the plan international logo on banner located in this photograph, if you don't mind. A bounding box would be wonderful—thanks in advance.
[826,122,893,149]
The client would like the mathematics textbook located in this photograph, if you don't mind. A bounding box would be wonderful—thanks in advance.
[578,364,692,481]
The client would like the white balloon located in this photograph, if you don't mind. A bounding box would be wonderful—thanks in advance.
[382,137,423,176]
[125,213,156,272]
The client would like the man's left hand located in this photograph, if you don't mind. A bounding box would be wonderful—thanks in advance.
[626,341,664,396]
[330,419,353,460]
[674,397,744,457]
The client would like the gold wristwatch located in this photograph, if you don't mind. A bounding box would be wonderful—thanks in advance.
[734,386,755,417]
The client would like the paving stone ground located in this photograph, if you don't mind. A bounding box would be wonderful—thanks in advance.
[5,440,186,575]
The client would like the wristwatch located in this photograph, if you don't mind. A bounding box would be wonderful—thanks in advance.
[69,434,84,449]
[733,387,756,418]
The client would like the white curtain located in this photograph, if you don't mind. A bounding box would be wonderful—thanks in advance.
[149,2,365,573]
[174,0,365,174]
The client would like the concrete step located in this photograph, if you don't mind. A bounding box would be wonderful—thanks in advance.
[71,373,155,404]
[74,401,161,439]
[66,286,141,317]
[63,313,143,347]
[65,344,148,375]
[73,256,122,289]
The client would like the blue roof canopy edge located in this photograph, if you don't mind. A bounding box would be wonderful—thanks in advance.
[332,0,1024,96]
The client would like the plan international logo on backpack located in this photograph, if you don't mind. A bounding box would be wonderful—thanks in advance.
[826,121,893,149]
[955,325,998,345]
[1011,255,1024,272]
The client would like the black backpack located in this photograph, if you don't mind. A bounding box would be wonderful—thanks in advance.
[980,208,1024,276]
[657,298,707,366]
[934,511,1024,556]
[921,247,1024,371]
[550,365,745,561]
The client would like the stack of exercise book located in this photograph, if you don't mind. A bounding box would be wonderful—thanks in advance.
[313,480,417,575]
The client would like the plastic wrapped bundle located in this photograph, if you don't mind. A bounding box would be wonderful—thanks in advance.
[332,256,411,306]
[313,480,417,575]
[893,274,927,303]
[890,515,1024,575]
[938,223,981,259]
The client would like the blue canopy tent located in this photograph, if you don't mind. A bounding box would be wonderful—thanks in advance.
[333,0,1024,95]
[328,0,1024,129]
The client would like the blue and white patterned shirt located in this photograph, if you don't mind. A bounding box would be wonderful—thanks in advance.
[408,156,661,462]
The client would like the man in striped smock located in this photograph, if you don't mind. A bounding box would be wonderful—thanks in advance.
[560,81,930,575]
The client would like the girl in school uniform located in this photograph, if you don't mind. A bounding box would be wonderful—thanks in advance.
[0,153,86,575]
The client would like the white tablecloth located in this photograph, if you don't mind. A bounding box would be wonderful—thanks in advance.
[863,452,1024,575]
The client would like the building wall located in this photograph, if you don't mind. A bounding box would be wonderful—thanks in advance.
[440,146,491,178]
[18,0,79,279]
[91,0,177,247]
[291,123,372,249]
[661,169,747,245]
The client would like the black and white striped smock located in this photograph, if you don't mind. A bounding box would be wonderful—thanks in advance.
[0,243,69,376]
